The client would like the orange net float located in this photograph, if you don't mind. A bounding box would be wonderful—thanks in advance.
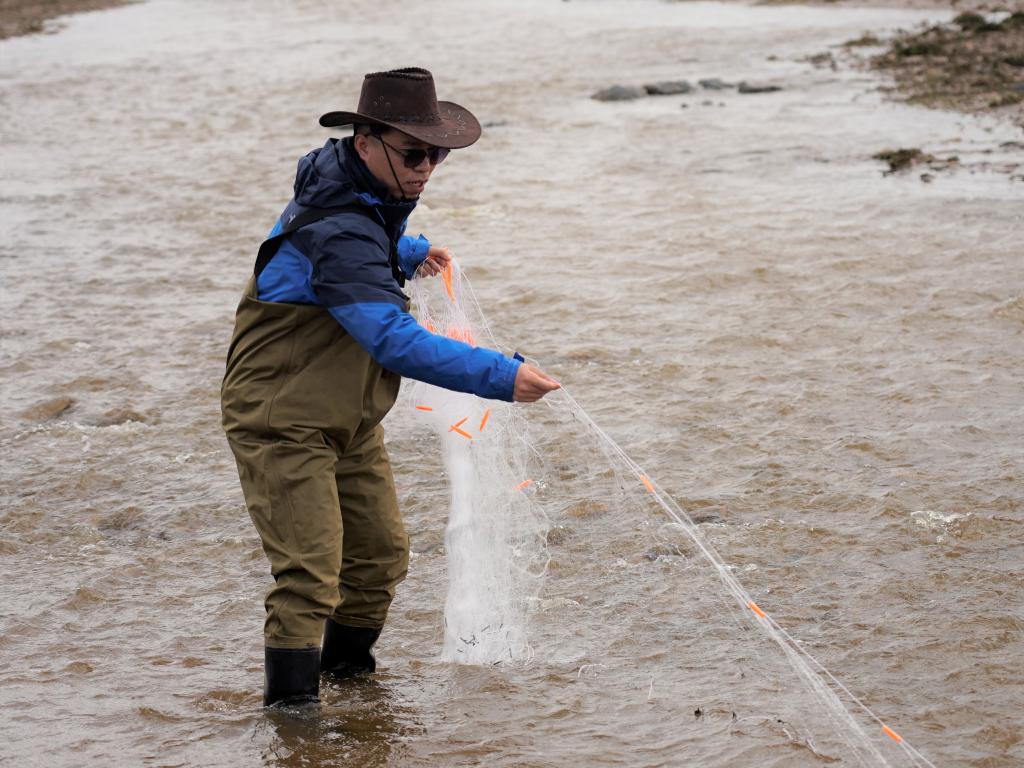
[514,479,533,491]
[448,417,468,431]
[441,263,455,301]
[415,405,434,412]
[882,725,903,744]
[640,475,655,493]
[450,426,473,440]
[479,409,491,432]
[748,601,767,619]
[445,326,477,346]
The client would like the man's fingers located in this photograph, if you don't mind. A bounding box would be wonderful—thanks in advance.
[428,246,452,265]
[418,259,442,277]
[536,372,560,387]
[528,367,560,389]
[418,247,452,279]
[513,363,561,402]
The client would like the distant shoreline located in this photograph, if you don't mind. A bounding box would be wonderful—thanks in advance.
[4,0,1021,131]
[754,0,1021,10]
[0,0,135,40]
[3,0,1020,41]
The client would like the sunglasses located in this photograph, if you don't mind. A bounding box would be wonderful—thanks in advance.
[373,135,450,168]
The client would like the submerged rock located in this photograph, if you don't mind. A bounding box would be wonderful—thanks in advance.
[95,407,147,426]
[591,85,646,101]
[691,512,725,525]
[545,526,573,546]
[644,80,693,95]
[22,396,74,422]
[642,543,685,561]
[565,500,608,518]
[738,81,783,94]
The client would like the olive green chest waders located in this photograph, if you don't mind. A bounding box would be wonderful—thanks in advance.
[221,210,411,704]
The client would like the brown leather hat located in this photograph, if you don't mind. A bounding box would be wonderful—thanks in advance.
[319,67,481,149]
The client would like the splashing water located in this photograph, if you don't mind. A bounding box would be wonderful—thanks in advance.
[407,262,549,665]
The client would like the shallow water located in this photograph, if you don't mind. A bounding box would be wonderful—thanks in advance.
[1,0,1022,766]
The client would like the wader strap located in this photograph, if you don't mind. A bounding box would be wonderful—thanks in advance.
[254,204,381,280]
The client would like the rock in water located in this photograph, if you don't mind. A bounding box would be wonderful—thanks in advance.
[738,81,783,94]
[699,78,735,90]
[591,85,646,101]
[644,80,693,95]
[872,147,936,174]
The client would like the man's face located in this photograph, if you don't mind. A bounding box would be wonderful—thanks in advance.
[354,128,442,200]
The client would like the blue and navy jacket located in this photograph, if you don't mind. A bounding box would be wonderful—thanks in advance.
[256,138,521,402]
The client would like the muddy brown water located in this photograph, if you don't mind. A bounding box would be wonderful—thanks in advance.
[1,1,1022,766]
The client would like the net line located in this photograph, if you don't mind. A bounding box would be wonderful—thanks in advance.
[553,387,936,768]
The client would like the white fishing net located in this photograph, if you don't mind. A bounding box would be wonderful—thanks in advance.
[404,260,936,768]
[406,262,549,665]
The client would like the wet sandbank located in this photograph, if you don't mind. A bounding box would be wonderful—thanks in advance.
[0,0,134,40]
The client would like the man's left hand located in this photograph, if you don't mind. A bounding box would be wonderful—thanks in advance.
[418,245,452,277]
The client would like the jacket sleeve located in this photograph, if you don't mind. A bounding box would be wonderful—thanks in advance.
[328,303,521,401]
[396,234,431,279]
[307,225,521,402]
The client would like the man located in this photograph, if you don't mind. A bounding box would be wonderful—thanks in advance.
[221,67,560,708]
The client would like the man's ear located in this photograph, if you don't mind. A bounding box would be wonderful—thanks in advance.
[353,134,370,161]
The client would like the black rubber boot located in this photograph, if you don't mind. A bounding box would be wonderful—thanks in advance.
[320,620,382,678]
[264,647,320,707]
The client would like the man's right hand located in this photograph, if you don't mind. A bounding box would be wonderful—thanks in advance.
[513,363,560,403]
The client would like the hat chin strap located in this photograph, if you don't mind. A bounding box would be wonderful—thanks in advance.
[378,137,411,202]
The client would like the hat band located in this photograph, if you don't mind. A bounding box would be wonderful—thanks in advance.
[368,111,443,125]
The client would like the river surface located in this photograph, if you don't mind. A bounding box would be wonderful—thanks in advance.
[1,0,1022,766]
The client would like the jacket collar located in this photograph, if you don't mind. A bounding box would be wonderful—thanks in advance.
[337,138,417,232]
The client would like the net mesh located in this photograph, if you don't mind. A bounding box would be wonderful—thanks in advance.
[406,262,549,665]
[402,261,936,768]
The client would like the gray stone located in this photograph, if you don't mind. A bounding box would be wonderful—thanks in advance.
[699,78,735,90]
[591,85,646,102]
[644,80,694,96]
[691,513,725,525]
[738,81,783,94]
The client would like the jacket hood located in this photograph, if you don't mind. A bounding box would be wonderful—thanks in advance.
[293,138,416,228]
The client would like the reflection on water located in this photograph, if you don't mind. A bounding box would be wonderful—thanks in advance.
[260,678,409,768]
[1,0,1022,766]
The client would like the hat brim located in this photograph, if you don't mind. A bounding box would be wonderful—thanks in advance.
[319,100,481,149]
